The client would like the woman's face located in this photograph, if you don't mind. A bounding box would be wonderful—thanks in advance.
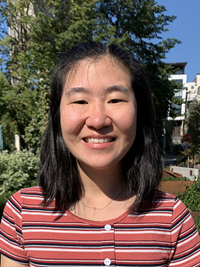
[60,56,137,172]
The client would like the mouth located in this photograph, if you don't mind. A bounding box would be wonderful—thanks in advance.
[84,137,115,144]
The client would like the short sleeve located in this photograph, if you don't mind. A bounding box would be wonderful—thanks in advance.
[0,191,29,264]
[168,198,200,266]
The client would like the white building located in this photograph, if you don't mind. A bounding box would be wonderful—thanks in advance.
[187,74,200,102]
[167,62,188,144]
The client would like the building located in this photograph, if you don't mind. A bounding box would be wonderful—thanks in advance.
[167,62,188,144]
[187,74,200,102]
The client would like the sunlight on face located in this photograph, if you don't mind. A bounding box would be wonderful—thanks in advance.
[60,56,137,172]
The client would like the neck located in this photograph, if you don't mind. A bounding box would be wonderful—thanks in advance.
[77,161,124,198]
[70,161,135,221]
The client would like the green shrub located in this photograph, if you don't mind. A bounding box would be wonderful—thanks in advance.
[194,216,200,234]
[161,176,200,233]
[0,150,40,217]
[161,176,190,181]
[179,176,200,212]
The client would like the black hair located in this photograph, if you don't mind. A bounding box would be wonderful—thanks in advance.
[38,41,162,212]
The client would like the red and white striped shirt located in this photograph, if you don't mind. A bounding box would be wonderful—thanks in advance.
[0,186,200,266]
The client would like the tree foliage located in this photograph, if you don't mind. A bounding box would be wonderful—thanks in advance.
[0,149,39,217]
[0,0,98,148]
[187,101,200,165]
[179,176,200,212]
[95,1,181,123]
[0,0,181,149]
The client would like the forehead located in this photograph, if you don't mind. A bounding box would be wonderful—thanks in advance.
[64,56,131,91]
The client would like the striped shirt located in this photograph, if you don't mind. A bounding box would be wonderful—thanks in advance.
[0,186,199,267]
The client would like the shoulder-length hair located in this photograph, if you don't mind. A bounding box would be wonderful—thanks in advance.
[38,41,162,212]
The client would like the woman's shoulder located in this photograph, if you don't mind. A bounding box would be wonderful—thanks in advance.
[8,186,44,208]
[153,190,177,205]
[129,190,193,228]
[152,190,190,217]
[11,185,43,197]
[19,185,44,196]
[149,190,188,214]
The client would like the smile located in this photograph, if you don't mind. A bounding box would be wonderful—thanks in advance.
[84,138,114,143]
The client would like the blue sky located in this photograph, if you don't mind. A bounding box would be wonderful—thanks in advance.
[156,0,200,82]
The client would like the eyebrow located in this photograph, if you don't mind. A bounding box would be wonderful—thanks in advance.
[65,87,89,97]
[65,85,131,97]
[106,85,131,95]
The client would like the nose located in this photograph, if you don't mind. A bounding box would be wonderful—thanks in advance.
[85,104,112,129]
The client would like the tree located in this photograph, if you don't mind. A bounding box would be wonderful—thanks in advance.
[187,101,200,166]
[0,0,181,149]
[95,0,181,145]
[0,0,98,148]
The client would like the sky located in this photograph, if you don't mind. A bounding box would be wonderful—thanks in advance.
[156,0,200,82]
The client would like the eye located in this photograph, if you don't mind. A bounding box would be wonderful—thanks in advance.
[108,99,124,103]
[73,100,88,104]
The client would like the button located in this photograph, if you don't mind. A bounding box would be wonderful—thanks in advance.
[104,224,111,231]
[104,258,111,266]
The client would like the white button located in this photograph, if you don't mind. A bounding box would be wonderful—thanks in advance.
[104,224,111,231]
[104,258,111,266]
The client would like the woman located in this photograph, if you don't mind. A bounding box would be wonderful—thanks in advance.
[1,42,200,267]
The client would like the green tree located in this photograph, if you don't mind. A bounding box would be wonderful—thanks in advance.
[187,101,200,166]
[0,0,98,148]
[94,0,181,146]
[0,0,181,148]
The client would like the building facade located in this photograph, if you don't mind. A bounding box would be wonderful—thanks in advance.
[167,62,188,144]
[187,74,200,102]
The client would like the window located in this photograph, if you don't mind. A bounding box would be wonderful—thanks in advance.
[174,89,182,99]
[175,69,184,74]
[175,79,183,84]
[171,80,183,115]
[172,103,181,114]
[191,86,194,89]
[174,91,182,98]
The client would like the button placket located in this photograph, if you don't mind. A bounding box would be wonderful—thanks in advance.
[101,224,115,266]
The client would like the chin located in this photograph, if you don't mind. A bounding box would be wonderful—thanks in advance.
[78,159,122,172]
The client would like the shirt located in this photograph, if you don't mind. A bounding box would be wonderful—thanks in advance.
[0,186,200,267]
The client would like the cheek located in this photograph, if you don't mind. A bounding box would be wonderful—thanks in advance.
[121,120,137,148]
[117,108,137,137]
[60,109,83,139]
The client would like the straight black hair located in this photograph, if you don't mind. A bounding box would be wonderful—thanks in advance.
[38,41,162,212]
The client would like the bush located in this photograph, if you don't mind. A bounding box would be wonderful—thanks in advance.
[194,216,200,234]
[161,176,190,181]
[162,176,200,233]
[179,176,200,212]
[0,150,39,217]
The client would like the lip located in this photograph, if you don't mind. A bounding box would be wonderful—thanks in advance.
[82,135,116,149]
[83,140,115,150]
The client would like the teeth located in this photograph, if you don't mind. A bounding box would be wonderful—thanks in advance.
[86,138,113,143]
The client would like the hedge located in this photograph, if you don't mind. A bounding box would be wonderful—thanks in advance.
[0,150,39,217]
